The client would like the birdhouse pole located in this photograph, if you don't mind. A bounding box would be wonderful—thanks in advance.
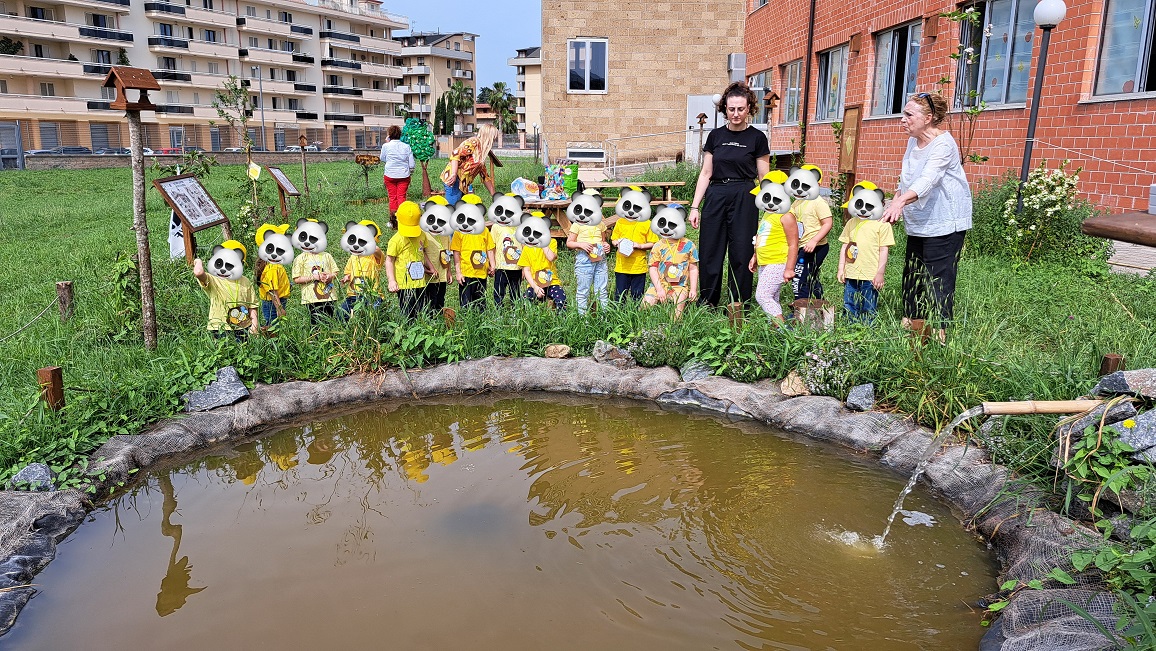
[105,66,161,350]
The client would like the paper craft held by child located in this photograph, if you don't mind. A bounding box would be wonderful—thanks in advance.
[610,186,659,301]
[385,201,437,319]
[418,195,454,312]
[449,194,495,310]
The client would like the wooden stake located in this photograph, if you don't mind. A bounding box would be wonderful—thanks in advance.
[1099,354,1125,377]
[55,281,73,321]
[37,366,64,411]
[299,134,309,198]
[127,110,158,350]
[727,302,744,330]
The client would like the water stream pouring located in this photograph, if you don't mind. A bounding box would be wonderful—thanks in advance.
[876,400,1104,547]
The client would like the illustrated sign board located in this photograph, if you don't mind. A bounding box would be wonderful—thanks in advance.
[152,173,230,263]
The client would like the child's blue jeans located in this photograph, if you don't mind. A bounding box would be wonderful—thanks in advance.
[843,279,878,323]
[262,299,279,326]
[574,254,608,314]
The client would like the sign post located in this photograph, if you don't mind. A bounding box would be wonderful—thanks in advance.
[153,173,232,264]
[266,166,301,218]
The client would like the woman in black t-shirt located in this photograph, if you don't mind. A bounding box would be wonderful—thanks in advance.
[689,82,771,307]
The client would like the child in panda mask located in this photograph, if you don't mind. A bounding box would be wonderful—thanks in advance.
[449,193,495,310]
[418,195,454,312]
[746,171,798,321]
[610,186,659,301]
[642,204,699,319]
[488,193,525,306]
[565,188,609,314]
[837,181,894,323]
[516,211,566,311]
[340,219,385,317]
[786,164,833,300]
[291,218,340,324]
[254,223,294,326]
[193,240,259,339]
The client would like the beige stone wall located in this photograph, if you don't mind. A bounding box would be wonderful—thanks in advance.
[524,65,543,134]
[541,1,746,164]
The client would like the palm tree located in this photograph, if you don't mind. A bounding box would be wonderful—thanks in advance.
[443,81,474,134]
[496,108,518,135]
[487,81,514,115]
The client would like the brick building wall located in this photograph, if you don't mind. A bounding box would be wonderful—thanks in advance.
[542,1,747,165]
[746,0,1156,213]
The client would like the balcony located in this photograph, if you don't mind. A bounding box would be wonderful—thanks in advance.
[506,56,541,67]
[187,69,231,88]
[249,78,301,94]
[151,68,192,81]
[293,82,316,92]
[452,69,472,80]
[359,61,402,78]
[2,93,95,114]
[323,86,362,96]
[517,122,526,131]
[184,5,237,28]
[0,15,134,45]
[239,47,313,67]
[0,54,86,78]
[403,103,431,113]
[291,24,313,35]
[187,38,237,57]
[83,63,111,76]
[324,113,363,122]
[397,84,430,95]
[148,36,188,50]
[143,2,184,16]
[236,16,293,37]
[52,0,130,12]
[360,88,402,103]
[363,114,401,127]
[514,89,525,98]
[516,105,526,114]
[296,111,318,120]
[402,65,429,75]
[399,45,471,62]
[300,0,407,29]
[252,107,299,123]
[321,57,361,70]
[319,30,359,43]
[353,32,401,55]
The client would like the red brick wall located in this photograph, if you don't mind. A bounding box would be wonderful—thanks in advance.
[745,0,1156,212]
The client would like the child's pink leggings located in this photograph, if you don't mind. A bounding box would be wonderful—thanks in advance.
[755,264,787,318]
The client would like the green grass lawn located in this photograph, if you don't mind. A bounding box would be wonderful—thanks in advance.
[0,158,1154,489]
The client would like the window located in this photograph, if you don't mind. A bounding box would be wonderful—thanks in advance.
[26,6,52,20]
[267,38,275,50]
[188,60,196,71]
[265,8,270,18]
[285,70,296,82]
[86,13,110,28]
[40,82,55,96]
[288,98,300,110]
[748,70,771,124]
[278,11,291,22]
[755,0,768,7]
[325,19,333,29]
[207,62,219,74]
[816,44,848,121]
[269,66,276,79]
[956,0,1034,107]
[567,38,607,93]
[202,0,212,9]
[372,79,382,90]
[446,60,451,68]
[417,75,426,84]
[90,123,110,150]
[202,29,216,42]
[100,85,116,100]
[454,42,460,50]
[159,23,173,37]
[417,56,424,64]
[0,81,7,94]
[39,123,60,149]
[247,37,258,48]
[1095,0,1156,95]
[244,5,255,16]
[160,56,176,69]
[192,92,199,103]
[32,44,45,58]
[328,100,341,112]
[166,90,180,103]
[93,49,111,64]
[328,74,339,86]
[872,21,922,115]
[271,97,281,109]
[283,40,295,52]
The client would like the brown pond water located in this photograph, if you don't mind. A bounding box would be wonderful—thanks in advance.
[8,395,997,650]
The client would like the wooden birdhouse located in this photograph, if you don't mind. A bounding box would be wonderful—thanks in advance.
[102,66,159,111]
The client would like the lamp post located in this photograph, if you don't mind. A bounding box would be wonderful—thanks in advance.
[532,122,540,164]
[251,65,267,151]
[711,93,722,130]
[1016,0,1067,214]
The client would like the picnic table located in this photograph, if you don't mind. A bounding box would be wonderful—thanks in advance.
[584,181,685,202]
[524,181,688,237]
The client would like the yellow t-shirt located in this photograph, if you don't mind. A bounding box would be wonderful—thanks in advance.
[385,233,429,291]
[839,217,896,281]
[200,274,258,331]
[291,251,338,304]
[517,239,561,287]
[569,222,608,263]
[755,213,791,266]
[344,252,384,297]
[257,263,290,300]
[793,197,833,246]
[611,219,659,275]
[490,223,522,271]
[450,229,495,279]
[425,233,451,283]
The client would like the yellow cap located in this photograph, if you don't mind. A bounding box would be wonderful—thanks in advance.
[355,219,381,240]
[425,195,449,206]
[221,239,247,262]
[842,180,881,208]
[750,170,789,195]
[396,201,422,237]
[461,194,484,205]
[255,223,289,246]
[801,163,823,182]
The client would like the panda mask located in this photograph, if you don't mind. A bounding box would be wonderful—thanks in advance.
[751,170,792,214]
[341,221,380,257]
[292,218,329,254]
[846,183,886,221]
[452,195,487,235]
[515,212,553,249]
[420,197,454,237]
[207,244,245,281]
[488,194,525,226]
[651,205,688,240]
[616,187,653,222]
[566,189,604,226]
[256,225,295,266]
[786,165,823,201]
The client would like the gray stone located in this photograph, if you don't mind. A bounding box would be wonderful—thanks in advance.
[1119,410,1156,456]
[845,383,875,412]
[1093,369,1156,399]
[182,366,249,413]
[679,359,713,383]
[6,464,53,492]
[1058,401,1137,441]
[591,340,636,369]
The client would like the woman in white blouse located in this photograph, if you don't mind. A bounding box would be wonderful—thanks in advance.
[380,124,415,228]
[881,92,972,342]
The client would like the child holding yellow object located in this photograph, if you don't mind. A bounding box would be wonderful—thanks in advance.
[516,211,567,311]
[254,223,294,326]
[340,219,385,317]
[837,181,895,323]
[385,201,437,319]
[417,195,454,312]
[193,240,259,339]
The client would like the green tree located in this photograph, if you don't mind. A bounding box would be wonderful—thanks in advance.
[486,81,513,115]
[476,85,495,106]
[433,95,447,136]
[443,81,474,134]
[496,108,518,135]
[0,36,24,56]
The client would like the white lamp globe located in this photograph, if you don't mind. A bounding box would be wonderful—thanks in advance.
[1034,0,1066,28]
[712,93,722,104]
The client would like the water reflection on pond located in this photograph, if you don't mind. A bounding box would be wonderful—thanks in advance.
[9,395,997,650]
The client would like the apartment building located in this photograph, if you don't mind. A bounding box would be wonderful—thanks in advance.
[0,0,407,152]
[507,45,539,138]
[541,2,746,167]
[746,0,1156,213]
[392,31,476,133]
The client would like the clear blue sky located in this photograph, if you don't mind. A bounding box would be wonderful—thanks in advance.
[391,1,542,94]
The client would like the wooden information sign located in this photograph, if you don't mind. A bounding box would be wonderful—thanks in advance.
[838,104,862,174]
[152,173,230,263]
[266,166,301,218]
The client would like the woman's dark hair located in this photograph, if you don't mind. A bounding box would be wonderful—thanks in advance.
[716,82,757,115]
[909,92,948,126]
[386,125,402,140]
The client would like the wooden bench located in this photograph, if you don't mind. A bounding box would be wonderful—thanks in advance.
[525,196,689,238]
[584,180,685,202]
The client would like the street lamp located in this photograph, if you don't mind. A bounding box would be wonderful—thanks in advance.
[251,65,267,151]
[711,93,722,130]
[1016,0,1067,214]
[532,122,540,164]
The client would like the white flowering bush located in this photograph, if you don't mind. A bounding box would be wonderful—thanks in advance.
[997,160,1111,263]
[799,342,857,397]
